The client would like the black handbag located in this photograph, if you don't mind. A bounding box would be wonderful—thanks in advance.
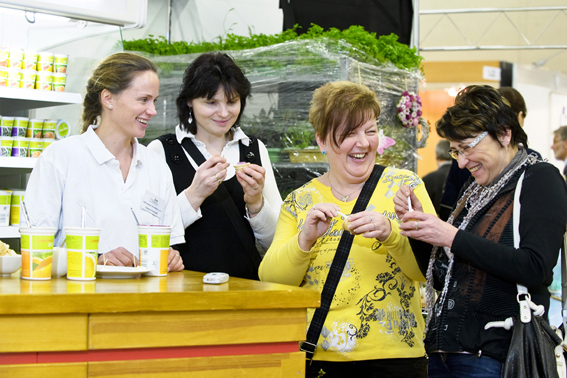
[501,170,562,378]
[502,297,562,378]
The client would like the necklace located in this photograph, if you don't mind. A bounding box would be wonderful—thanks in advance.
[328,174,362,202]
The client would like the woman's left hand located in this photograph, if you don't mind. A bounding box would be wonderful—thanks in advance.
[237,164,265,214]
[344,211,392,241]
[167,247,184,272]
[398,211,458,247]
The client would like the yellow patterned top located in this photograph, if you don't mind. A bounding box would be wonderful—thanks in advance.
[259,166,436,361]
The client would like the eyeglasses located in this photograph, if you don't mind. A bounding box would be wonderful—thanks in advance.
[448,131,488,160]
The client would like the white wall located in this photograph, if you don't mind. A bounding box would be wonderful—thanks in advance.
[170,0,282,44]
[515,64,567,172]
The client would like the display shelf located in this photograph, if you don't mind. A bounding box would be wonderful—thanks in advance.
[0,87,82,113]
[0,157,37,170]
[0,226,20,239]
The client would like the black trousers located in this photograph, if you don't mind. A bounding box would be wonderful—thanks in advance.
[305,357,428,378]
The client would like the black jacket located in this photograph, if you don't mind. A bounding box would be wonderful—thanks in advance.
[411,162,567,362]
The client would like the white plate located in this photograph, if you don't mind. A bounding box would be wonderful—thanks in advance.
[96,265,151,279]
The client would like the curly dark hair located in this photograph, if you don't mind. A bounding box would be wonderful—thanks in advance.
[436,85,528,148]
[176,52,251,134]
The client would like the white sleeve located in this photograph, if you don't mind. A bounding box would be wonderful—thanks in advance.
[246,140,282,253]
[162,167,185,246]
[22,151,66,246]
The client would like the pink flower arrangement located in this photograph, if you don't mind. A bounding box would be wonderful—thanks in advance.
[396,91,422,128]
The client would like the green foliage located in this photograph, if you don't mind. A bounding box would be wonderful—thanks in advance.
[239,107,315,149]
[123,24,423,71]
[282,123,316,149]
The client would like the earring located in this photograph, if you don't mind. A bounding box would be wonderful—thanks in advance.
[188,108,193,124]
[108,105,113,109]
[321,150,326,155]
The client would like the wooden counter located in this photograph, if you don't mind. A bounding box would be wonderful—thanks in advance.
[0,270,320,377]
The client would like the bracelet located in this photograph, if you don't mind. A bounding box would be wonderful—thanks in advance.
[246,197,264,216]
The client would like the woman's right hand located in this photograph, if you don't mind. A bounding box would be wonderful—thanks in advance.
[298,203,340,251]
[98,247,139,266]
[184,155,230,211]
[393,184,423,220]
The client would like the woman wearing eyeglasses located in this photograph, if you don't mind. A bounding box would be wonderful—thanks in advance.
[393,85,567,377]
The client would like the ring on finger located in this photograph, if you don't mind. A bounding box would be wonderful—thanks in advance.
[414,220,419,231]
[252,185,259,190]
[372,222,376,230]
[313,204,317,211]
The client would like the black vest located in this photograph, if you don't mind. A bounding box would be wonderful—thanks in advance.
[158,134,262,280]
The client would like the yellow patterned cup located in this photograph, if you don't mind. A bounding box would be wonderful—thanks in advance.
[20,227,56,281]
[139,225,171,276]
[65,227,100,281]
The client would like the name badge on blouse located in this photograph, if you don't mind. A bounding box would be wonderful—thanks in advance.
[141,191,165,220]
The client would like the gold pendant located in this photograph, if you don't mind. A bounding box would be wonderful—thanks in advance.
[341,195,349,202]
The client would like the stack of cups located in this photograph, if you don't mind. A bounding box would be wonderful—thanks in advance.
[9,190,24,226]
[20,51,37,89]
[22,51,38,70]
[0,190,10,227]
[0,116,14,156]
[28,139,43,158]
[65,227,100,281]
[0,135,12,157]
[0,49,8,87]
[20,69,36,90]
[27,119,44,138]
[5,67,21,88]
[36,52,54,91]
[0,49,6,68]
[20,227,56,280]
[7,48,23,69]
[26,119,44,157]
[11,117,28,137]
[42,119,57,139]
[53,54,68,73]
[36,52,53,72]
[11,117,29,157]
[0,69,6,87]
[53,54,68,92]
[0,116,14,136]
[139,225,171,276]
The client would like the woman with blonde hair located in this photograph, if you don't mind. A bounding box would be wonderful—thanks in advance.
[24,52,185,270]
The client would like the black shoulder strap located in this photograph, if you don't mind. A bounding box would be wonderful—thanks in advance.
[300,164,386,360]
[181,138,262,268]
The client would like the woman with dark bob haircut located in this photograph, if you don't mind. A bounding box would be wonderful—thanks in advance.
[394,85,567,377]
[148,52,281,280]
